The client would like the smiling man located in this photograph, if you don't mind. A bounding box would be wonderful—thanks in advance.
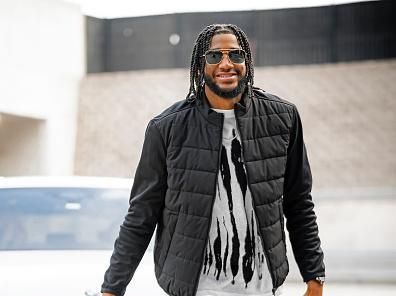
[101,24,325,296]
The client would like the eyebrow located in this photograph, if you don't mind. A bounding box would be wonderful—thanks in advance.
[208,47,241,50]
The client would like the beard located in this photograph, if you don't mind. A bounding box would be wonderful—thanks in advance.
[204,73,247,99]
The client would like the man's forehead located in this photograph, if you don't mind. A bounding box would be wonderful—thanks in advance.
[209,33,240,49]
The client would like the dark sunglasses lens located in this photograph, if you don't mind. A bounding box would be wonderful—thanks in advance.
[229,50,245,63]
[206,51,223,64]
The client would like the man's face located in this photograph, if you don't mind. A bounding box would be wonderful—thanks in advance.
[203,33,247,99]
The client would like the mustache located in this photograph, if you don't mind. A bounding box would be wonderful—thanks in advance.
[215,69,242,75]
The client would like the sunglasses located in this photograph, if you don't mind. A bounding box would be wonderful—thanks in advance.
[203,49,246,65]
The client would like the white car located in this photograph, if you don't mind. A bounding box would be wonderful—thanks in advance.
[0,176,167,296]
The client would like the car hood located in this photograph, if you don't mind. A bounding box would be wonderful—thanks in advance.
[0,250,167,296]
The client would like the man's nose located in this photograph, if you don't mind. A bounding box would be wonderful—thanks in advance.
[218,53,233,69]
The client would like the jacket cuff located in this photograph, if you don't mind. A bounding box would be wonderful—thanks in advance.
[303,272,326,283]
[100,287,123,296]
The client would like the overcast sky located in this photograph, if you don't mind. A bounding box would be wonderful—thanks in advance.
[66,0,376,18]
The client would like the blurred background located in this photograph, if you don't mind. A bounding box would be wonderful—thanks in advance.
[0,0,395,295]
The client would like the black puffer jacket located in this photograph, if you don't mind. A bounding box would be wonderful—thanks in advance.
[101,88,325,296]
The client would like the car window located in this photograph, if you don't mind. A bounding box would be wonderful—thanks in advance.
[0,187,130,251]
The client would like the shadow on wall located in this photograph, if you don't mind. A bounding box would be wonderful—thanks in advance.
[0,113,46,176]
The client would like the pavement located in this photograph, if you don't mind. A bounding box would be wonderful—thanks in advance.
[282,282,396,296]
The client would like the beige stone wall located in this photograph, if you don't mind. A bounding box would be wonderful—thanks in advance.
[75,59,396,188]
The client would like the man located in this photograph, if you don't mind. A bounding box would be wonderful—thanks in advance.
[101,24,325,296]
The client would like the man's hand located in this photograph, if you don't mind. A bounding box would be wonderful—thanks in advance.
[303,279,323,296]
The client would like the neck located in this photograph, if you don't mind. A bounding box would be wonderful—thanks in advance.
[204,85,242,110]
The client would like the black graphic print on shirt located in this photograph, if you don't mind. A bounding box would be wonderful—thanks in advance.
[214,218,222,280]
[220,144,240,284]
[231,129,247,204]
[201,130,264,289]
[222,216,229,277]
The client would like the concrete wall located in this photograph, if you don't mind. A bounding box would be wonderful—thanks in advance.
[0,0,85,176]
[75,59,396,188]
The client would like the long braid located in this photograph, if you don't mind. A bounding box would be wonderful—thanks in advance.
[187,25,219,102]
[186,24,255,103]
[225,25,255,100]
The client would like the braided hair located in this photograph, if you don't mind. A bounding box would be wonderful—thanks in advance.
[186,24,254,103]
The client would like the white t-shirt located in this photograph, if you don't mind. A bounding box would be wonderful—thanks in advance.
[196,108,283,296]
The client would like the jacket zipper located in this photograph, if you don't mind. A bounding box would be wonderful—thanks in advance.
[193,114,224,296]
[235,112,277,296]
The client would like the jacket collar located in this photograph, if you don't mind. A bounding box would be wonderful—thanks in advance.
[195,87,251,126]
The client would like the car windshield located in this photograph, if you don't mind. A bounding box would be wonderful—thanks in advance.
[0,187,129,251]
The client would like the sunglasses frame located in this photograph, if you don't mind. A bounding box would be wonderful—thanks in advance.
[202,48,246,65]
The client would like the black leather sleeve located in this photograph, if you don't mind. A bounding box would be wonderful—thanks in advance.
[283,106,325,283]
[101,120,167,296]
